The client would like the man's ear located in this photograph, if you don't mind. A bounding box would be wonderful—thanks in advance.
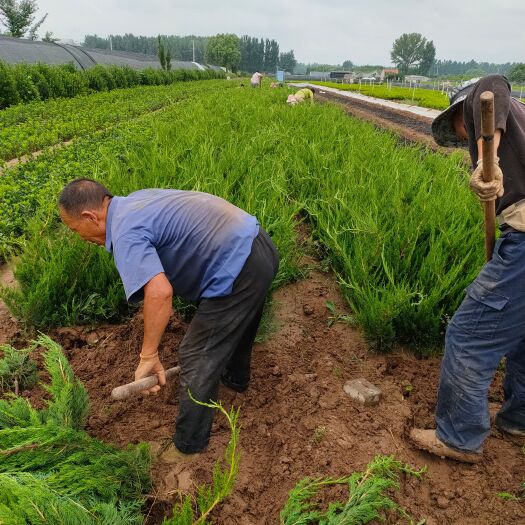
[81,210,98,223]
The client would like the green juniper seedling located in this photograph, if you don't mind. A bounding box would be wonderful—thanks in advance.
[3,84,484,352]
[0,344,37,394]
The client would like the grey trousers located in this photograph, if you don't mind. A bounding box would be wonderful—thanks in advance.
[173,228,279,453]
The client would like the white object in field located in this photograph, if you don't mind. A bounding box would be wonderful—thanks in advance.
[111,366,180,400]
[343,378,382,406]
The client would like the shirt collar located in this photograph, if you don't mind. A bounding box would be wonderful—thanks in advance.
[104,197,119,253]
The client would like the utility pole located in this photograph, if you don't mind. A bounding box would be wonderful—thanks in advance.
[192,40,195,62]
[109,35,113,51]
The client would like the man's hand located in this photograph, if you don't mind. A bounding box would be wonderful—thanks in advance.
[470,160,504,201]
[135,352,166,395]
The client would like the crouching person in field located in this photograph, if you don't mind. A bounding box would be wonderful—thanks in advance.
[287,87,315,105]
[58,179,279,458]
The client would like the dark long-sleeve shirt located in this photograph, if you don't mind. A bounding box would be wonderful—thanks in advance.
[463,75,525,215]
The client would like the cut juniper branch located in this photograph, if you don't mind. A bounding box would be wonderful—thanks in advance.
[280,455,426,525]
[0,336,151,523]
[162,391,241,525]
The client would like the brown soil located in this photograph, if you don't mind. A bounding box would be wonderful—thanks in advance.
[0,265,19,345]
[2,264,523,525]
[316,91,470,163]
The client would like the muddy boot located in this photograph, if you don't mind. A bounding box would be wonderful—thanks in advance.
[410,429,482,464]
[148,440,199,464]
[494,416,525,445]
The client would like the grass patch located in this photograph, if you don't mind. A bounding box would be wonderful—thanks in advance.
[311,81,449,110]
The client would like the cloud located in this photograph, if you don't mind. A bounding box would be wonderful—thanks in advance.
[37,0,523,64]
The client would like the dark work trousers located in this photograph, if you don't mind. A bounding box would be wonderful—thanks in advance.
[173,228,279,453]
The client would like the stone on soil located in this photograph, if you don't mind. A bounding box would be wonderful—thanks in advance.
[343,378,382,406]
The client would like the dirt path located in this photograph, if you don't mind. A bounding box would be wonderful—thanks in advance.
[28,267,523,525]
[0,265,19,345]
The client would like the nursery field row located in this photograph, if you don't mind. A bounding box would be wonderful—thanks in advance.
[0,80,229,162]
[310,81,450,110]
[1,82,484,350]
[0,80,235,259]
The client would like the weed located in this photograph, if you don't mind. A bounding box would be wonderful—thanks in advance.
[326,301,355,327]
[312,426,327,445]
[496,492,521,502]
[332,366,343,378]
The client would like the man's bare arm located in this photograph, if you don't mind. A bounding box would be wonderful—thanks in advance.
[142,272,173,355]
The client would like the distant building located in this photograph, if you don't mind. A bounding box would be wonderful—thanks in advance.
[0,35,214,71]
[405,75,430,84]
[329,71,352,80]
[381,68,399,81]
[309,71,331,80]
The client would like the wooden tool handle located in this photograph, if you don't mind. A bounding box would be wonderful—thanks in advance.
[480,91,496,261]
[111,366,180,400]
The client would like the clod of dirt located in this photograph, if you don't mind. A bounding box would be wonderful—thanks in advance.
[303,303,315,316]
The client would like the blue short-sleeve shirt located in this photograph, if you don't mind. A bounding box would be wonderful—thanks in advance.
[104,189,259,303]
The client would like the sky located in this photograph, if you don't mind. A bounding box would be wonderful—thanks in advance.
[34,0,524,65]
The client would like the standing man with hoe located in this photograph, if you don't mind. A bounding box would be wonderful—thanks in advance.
[58,182,279,458]
[411,75,525,463]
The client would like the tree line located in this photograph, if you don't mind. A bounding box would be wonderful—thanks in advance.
[83,32,296,73]
[83,34,208,63]
[431,59,516,77]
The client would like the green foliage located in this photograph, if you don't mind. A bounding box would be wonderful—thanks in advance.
[84,33,282,74]
[311,80,449,109]
[508,63,525,83]
[11,63,40,103]
[279,50,297,73]
[0,0,43,38]
[158,35,167,70]
[163,395,240,525]
[3,84,485,350]
[0,335,151,524]
[2,226,132,327]
[205,33,241,72]
[280,455,426,525]
[39,334,89,428]
[391,33,436,76]
[0,60,20,108]
[0,344,37,393]
[0,59,225,109]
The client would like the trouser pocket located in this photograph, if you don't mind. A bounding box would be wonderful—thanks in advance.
[450,280,509,340]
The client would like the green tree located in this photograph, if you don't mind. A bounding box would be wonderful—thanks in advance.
[342,59,354,70]
[42,30,58,43]
[165,48,172,70]
[279,50,297,73]
[508,63,525,83]
[418,40,436,75]
[205,33,240,71]
[157,35,167,70]
[0,0,47,38]
[391,32,435,75]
